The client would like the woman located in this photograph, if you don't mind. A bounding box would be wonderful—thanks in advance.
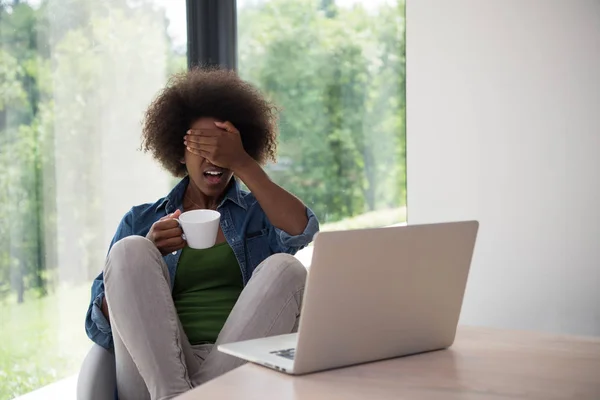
[85,68,319,400]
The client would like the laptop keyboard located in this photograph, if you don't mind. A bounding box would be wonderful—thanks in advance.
[270,348,296,360]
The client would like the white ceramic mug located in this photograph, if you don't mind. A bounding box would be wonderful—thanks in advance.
[177,209,221,249]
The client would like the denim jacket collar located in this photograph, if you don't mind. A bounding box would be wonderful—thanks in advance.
[155,176,247,213]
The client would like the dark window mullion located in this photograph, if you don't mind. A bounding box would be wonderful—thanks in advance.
[186,0,237,71]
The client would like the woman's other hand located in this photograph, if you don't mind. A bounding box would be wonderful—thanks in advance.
[184,121,252,172]
[146,209,186,255]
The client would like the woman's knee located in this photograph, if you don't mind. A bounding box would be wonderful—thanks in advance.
[104,235,159,279]
[253,253,307,287]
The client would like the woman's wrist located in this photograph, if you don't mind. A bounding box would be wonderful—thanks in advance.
[232,155,263,182]
[233,155,308,235]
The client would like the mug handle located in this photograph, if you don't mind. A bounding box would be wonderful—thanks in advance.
[175,218,187,241]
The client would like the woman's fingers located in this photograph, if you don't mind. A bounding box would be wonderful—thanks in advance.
[186,128,221,137]
[158,209,181,222]
[154,226,183,241]
[184,135,217,145]
[154,218,179,230]
[148,210,185,255]
[195,149,213,160]
[184,139,217,150]
[184,134,217,158]
[214,120,239,134]
[185,145,203,156]
[185,145,213,159]
[156,235,185,251]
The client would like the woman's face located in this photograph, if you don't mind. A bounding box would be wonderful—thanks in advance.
[184,117,235,198]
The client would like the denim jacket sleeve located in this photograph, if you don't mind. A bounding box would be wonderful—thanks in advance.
[85,210,134,349]
[268,206,320,255]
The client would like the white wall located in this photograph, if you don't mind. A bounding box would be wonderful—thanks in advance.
[406,0,600,336]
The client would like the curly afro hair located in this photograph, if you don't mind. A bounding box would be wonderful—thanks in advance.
[141,67,279,177]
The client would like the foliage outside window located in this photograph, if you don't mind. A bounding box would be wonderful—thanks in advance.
[0,0,405,398]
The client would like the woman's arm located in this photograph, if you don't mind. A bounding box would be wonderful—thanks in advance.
[233,157,308,236]
[185,121,310,236]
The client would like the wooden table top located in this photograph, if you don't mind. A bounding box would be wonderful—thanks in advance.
[176,326,600,400]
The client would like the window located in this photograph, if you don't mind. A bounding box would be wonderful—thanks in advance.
[0,0,186,397]
[237,0,406,232]
[1,0,405,397]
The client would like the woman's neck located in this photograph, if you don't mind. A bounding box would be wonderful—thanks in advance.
[183,183,222,210]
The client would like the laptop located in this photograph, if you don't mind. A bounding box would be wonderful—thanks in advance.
[218,220,479,375]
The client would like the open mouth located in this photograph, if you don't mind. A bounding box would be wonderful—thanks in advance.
[203,170,224,184]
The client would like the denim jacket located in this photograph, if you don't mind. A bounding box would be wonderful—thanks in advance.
[85,176,319,349]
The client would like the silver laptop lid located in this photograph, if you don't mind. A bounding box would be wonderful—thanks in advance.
[293,221,479,374]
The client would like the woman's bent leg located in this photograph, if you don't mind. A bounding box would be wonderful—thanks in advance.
[104,236,201,400]
[196,253,307,383]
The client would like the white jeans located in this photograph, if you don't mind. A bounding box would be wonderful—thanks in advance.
[104,236,306,400]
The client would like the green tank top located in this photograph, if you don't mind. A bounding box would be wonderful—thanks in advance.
[172,243,243,344]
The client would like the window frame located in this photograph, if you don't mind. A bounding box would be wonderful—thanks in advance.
[186,0,237,70]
